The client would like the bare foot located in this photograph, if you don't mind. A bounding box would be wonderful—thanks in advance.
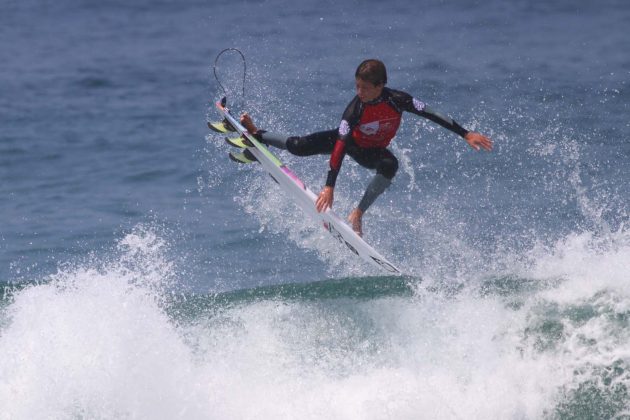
[348,208,363,237]
[240,113,258,134]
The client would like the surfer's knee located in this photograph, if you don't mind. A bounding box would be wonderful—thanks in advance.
[376,156,398,179]
[286,136,310,156]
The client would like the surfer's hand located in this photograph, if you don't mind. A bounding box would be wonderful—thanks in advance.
[316,186,334,212]
[464,132,493,151]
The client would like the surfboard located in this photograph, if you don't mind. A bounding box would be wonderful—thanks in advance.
[214,97,401,274]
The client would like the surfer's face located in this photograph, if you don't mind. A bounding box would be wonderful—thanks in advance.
[356,78,384,103]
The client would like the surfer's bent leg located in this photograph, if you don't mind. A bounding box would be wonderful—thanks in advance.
[285,129,338,156]
[358,174,392,212]
[257,132,290,150]
[242,112,337,155]
[240,114,291,150]
[351,148,398,212]
[253,129,338,155]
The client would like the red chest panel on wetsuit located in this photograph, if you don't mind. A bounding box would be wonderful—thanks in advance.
[352,102,402,148]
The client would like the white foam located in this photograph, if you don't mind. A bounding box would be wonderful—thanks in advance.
[1,226,628,419]
[0,228,208,419]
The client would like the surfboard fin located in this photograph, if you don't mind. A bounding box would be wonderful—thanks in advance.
[228,149,257,164]
[208,118,237,134]
[225,136,253,148]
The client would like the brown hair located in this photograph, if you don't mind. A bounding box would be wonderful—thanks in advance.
[355,59,387,86]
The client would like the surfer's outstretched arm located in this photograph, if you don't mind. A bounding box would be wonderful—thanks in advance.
[418,106,492,151]
[388,90,493,151]
[419,106,492,150]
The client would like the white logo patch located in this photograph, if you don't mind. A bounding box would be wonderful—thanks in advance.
[339,120,350,136]
[413,98,425,112]
[359,121,380,136]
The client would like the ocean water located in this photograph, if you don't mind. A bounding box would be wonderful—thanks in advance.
[1,0,629,418]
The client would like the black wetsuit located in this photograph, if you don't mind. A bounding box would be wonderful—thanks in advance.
[257,87,470,212]
[324,87,469,187]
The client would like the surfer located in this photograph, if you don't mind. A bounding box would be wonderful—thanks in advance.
[240,59,492,236]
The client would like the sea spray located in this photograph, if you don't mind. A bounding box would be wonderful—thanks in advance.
[0,227,206,419]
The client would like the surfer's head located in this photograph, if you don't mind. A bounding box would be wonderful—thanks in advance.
[355,59,386,103]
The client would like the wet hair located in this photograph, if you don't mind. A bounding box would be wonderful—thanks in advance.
[355,59,387,86]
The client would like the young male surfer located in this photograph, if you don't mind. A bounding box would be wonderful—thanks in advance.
[240,59,492,236]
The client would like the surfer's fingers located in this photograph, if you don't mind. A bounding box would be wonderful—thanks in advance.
[316,198,328,212]
[316,195,331,213]
[315,196,323,212]
[468,132,493,151]
[478,136,493,150]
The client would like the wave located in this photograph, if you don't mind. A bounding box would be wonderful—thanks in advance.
[1,227,629,419]
[172,275,418,311]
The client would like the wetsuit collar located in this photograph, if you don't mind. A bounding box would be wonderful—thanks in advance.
[363,88,387,105]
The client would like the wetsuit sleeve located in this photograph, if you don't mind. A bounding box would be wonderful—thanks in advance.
[325,97,360,188]
[325,137,346,187]
[392,90,469,138]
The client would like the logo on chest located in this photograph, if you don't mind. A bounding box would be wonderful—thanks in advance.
[359,121,380,136]
[358,118,398,138]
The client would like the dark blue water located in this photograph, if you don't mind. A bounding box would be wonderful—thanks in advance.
[1,0,629,418]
